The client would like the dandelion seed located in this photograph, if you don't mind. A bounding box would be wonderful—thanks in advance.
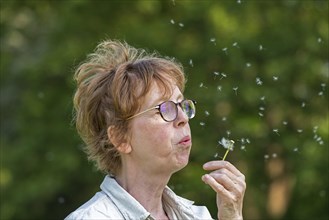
[260,96,266,101]
[200,82,208,89]
[246,63,251,67]
[273,129,280,136]
[222,47,228,54]
[214,71,220,79]
[318,91,324,96]
[318,38,322,43]
[226,130,231,137]
[170,19,175,24]
[220,72,227,79]
[273,76,279,81]
[321,83,326,90]
[258,112,264,117]
[232,42,239,48]
[240,145,246,151]
[259,44,264,51]
[282,121,288,125]
[222,117,227,121]
[301,102,306,108]
[210,38,216,45]
[272,153,277,158]
[217,85,222,92]
[259,106,265,111]
[237,0,241,4]
[297,129,303,133]
[293,147,299,152]
[264,154,269,160]
[214,152,219,158]
[189,59,193,67]
[178,23,184,27]
[313,126,318,132]
[200,122,205,126]
[233,87,239,95]
[204,111,210,116]
[246,138,250,144]
[256,77,263,85]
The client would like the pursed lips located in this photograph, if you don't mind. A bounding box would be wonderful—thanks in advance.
[178,136,191,146]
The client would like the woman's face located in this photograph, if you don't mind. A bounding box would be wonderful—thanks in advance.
[127,82,192,176]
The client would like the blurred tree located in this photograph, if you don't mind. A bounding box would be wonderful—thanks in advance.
[1,0,328,219]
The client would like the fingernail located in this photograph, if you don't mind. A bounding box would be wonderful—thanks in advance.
[203,163,209,169]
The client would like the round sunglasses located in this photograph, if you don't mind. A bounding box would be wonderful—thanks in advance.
[127,99,197,122]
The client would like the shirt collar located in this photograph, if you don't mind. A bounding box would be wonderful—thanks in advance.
[100,175,151,220]
[100,175,196,220]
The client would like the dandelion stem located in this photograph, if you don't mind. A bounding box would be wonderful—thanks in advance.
[222,149,230,160]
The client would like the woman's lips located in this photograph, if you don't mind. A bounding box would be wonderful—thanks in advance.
[178,136,191,146]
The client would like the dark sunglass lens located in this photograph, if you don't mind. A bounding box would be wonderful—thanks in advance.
[159,101,177,121]
[181,100,196,119]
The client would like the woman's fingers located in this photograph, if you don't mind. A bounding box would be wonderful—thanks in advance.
[203,160,245,179]
[202,174,234,200]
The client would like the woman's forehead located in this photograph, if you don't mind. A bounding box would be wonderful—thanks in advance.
[142,82,182,108]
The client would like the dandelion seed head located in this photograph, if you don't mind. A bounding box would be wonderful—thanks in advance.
[219,137,235,151]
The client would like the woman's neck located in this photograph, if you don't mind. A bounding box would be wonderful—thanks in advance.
[115,170,171,220]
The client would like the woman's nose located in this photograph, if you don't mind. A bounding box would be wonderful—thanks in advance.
[174,105,189,127]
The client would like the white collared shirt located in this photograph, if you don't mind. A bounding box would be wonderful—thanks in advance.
[65,175,213,220]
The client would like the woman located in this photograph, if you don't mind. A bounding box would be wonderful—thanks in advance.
[66,39,246,220]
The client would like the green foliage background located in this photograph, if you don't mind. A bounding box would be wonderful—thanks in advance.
[1,0,328,219]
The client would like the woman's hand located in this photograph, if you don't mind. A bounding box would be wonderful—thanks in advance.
[202,161,246,220]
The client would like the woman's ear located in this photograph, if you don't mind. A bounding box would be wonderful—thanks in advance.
[107,126,132,154]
